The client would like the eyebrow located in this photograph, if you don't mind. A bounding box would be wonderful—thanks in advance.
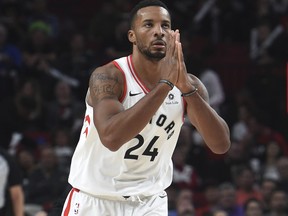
[142,19,171,24]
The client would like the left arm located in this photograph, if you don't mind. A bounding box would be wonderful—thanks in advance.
[180,74,230,154]
[174,32,230,154]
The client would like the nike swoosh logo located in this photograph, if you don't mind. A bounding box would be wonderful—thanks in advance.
[129,91,143,96]
[159,195,167,198]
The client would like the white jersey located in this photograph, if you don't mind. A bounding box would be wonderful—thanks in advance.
[68,55,185,197]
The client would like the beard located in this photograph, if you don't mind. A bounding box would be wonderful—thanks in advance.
[137,42,166,61]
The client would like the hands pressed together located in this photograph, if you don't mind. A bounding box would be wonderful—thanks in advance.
[160,29,195,94]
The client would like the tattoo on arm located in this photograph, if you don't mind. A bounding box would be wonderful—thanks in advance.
[90,72,120,98]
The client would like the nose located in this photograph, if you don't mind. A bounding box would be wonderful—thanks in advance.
[153,24,164,38]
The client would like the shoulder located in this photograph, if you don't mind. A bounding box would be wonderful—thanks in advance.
[89,62,124,83]
[88,62,125,105]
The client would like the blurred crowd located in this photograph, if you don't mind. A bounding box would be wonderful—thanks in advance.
[0,0,287,215]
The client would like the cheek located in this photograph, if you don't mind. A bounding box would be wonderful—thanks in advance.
[136,38,148,50]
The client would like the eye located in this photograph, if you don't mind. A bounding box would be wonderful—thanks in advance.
[162,23,170,29]
[144,22,153,28]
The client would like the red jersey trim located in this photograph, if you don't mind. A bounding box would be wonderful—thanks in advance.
[113,60,127,103]
[63,188,79,216]
[127,55,150,94]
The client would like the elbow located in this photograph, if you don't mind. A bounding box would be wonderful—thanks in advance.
[210,139,231,154]
[100,135,122,152]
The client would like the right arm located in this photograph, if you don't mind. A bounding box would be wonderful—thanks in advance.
[89,64,171,151]
[9,185,24,216]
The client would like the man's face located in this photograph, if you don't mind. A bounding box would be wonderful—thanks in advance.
[130,6,171,60]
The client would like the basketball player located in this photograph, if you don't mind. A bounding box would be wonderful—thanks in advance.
[61,0,230,215]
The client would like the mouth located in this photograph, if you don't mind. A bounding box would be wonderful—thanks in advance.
[152,40,166,48]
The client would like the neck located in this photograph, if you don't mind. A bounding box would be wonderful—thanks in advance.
[131,51,163,89]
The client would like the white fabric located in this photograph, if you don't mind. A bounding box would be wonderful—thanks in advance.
[61,189,168,216]
[68,56,185,198]
[0,155,9,208]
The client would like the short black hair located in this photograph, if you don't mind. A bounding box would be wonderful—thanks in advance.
[129,0,170,28]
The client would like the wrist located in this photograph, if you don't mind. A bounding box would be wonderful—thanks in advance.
[181,87,198,97]
[158,79,174,90]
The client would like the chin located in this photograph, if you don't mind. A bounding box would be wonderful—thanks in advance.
[150,52,166,60]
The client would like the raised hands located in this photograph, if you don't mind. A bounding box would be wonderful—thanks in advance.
[159,29,194,93]
[174,30,195,93]
[158,29,181,85]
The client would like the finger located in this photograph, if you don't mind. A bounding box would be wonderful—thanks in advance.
[176,39,183,62]
[166,30,174,57]
[177,42,187,73]
[172,30,181,58]
[167,30,179,61]
[175,29,180,42]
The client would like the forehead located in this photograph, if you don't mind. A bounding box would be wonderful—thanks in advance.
[136,6,170,22]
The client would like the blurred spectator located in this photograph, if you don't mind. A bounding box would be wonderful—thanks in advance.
[103,13,131,62]
[173,150,201,191]
[233,166,262,206]
[15,149,37,194]
[266,189,288,216]
[21,20,57,99]
[223,140,249,181]
[231,104,253,142]
[14,78,45,131]
[199,68,225,115]
[269,0,288,24]
[187,130,230,185]
[185,50,225,116]
[0,1,26,45]
[275,157,288,193]
[45,80,84,134]
[172,135,201,192]
[243,198,264,216]
[195,183,220,216]
[55,32,96,99]
[25,146,68,213]
[216,182,244,216]
[25,0,59,38]
[216,0,253,42]
[0,78,47,151]
[259,178,278,214]
[88,2,120,52]
[0,147,24,216]
[244,116,288,162]
[169,188,195,216]
[261,141,283,180]
[252,0,276,25]
[249,19,287,65]
[0,23,22,101]
[50,127,73,172]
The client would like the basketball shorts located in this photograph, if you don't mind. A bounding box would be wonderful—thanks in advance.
[61,188,168,216]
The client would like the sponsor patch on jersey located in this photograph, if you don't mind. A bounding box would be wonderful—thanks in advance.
[165,93,179,105]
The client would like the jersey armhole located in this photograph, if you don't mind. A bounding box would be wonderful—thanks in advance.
[113,61,127,103]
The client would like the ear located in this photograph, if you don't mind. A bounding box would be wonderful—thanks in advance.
[128,30,136,45]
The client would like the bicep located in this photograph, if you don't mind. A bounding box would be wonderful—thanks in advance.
[94,98,124,124]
